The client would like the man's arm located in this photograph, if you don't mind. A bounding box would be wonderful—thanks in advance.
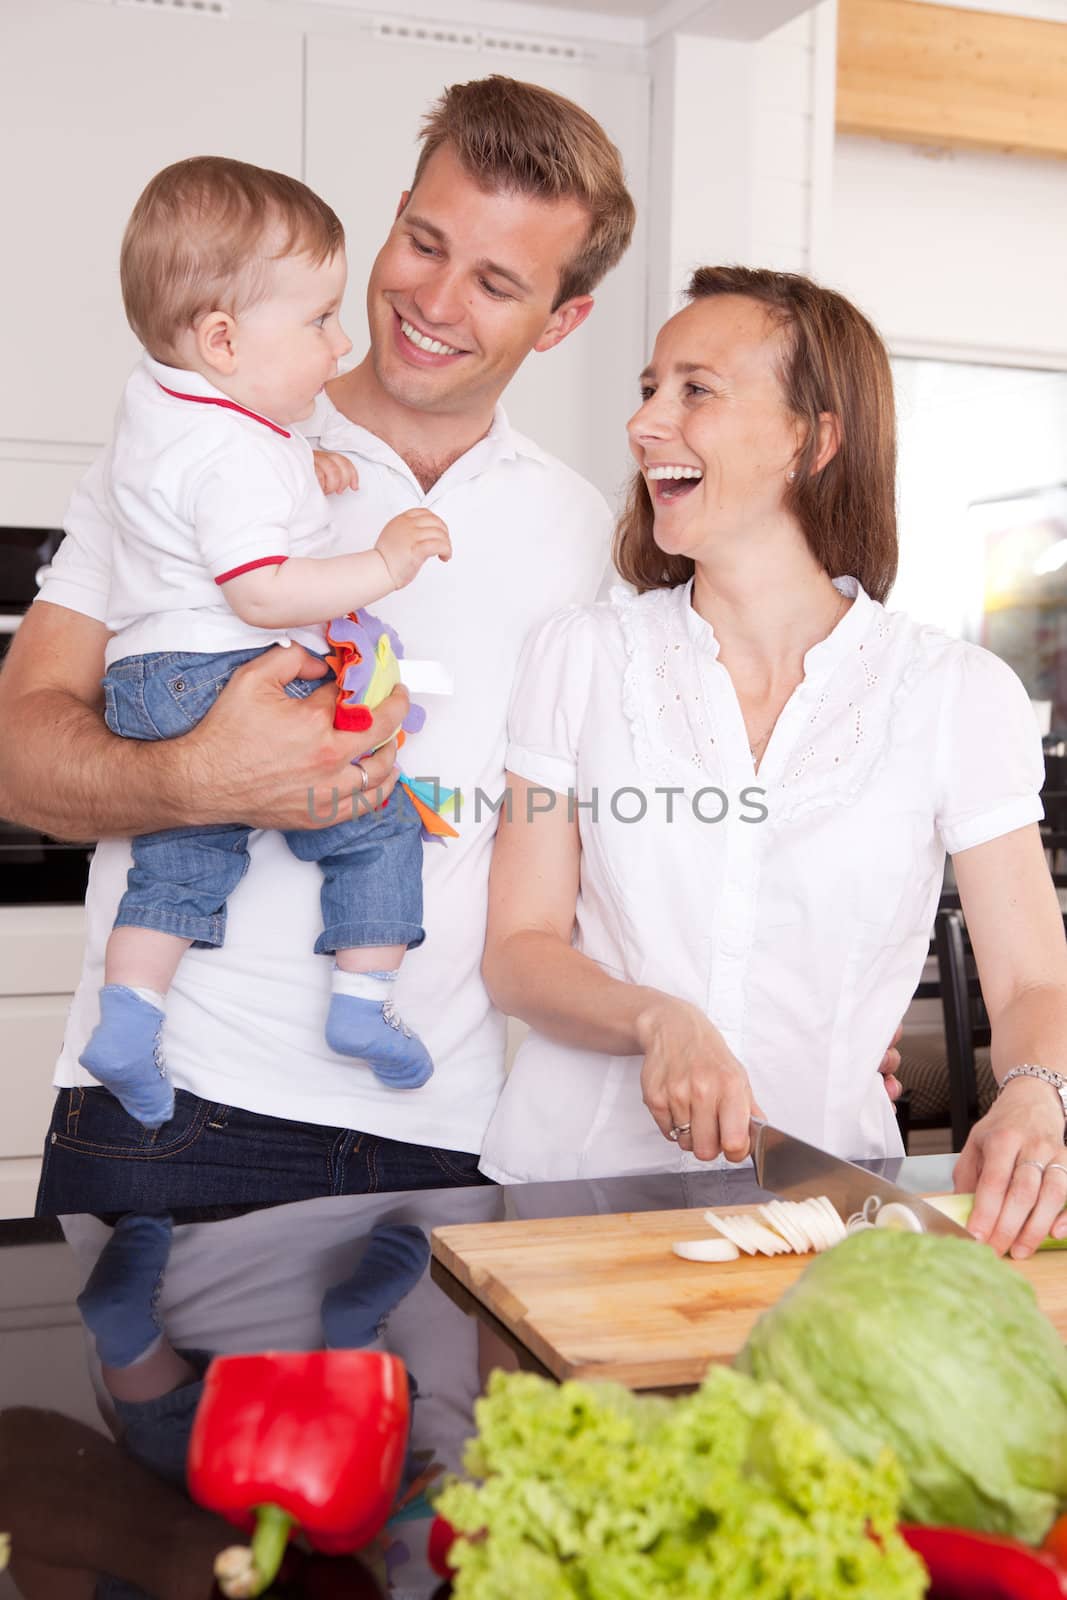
[0,600,405,839]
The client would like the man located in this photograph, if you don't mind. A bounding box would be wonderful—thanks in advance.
[0,75,636,1212]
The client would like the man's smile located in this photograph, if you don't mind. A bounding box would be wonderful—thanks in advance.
[392,309,467,366]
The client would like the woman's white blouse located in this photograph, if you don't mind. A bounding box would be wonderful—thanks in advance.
[479,577,1044,1184]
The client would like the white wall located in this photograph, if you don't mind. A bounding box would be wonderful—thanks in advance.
[646,1,836,332]
[830,135,1067,367]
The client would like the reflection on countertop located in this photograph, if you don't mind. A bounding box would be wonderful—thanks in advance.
[0,1155,955,1600]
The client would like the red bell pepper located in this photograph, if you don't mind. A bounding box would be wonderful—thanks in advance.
[900,1524,1067,1599]
[187,1351,410,1598]
[1045,1515,1067,1572]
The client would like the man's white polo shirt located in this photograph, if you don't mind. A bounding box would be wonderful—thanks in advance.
[41,392,611,1152]
[103,356,332,665]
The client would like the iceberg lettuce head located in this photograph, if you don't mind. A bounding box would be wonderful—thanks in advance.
[737,1228,1067,1543]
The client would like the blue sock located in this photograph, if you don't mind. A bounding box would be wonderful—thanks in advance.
[321,1223,430,1349]
[326,971,433,1090]
[76,1214,173,1369]
[79,985,174,1128]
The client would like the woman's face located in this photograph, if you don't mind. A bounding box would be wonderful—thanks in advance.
[627,294,802,563]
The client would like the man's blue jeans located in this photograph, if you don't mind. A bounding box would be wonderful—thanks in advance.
[103,647,424,953]
[35,1088,492,1215]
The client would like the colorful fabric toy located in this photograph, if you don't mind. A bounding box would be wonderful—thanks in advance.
[325,612,458,841]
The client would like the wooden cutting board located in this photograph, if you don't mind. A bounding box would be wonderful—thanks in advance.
[431,1199,1067,1390]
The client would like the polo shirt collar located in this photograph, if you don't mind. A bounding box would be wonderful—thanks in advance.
[681,572,876,682]
[314,396,544,496]
[143,355,291,437]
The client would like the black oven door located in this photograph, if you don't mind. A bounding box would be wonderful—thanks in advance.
[0,527,95,904]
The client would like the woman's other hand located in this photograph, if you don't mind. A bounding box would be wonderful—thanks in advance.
[636,997,764,1162]
[953,1076,1067,1258]
[952,826,1067,1258]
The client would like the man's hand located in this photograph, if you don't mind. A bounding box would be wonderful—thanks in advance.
[375,509,452,591]
[313,450,359,495]
[878,1022,904,1102]
[181,644,406,830]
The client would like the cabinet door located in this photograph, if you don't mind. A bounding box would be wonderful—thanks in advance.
[0,0,303,452]
[305,31,649,505]
[0,995,75,1158]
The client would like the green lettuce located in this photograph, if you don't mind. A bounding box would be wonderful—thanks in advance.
[434,1365,925,1598]
[737,1229,1067,1544]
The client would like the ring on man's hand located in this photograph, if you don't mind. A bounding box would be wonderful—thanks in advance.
[667,1123,691,1141]
[1015,1158,1047,1175]
[354,761,369,793]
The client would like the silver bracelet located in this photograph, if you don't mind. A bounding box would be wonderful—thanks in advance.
[999,1064,1067,1128]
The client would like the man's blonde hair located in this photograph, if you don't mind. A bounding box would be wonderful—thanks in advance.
[120,156,344,362]
[411,76,635,307]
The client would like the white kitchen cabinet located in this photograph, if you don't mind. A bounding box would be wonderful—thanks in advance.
[0,0,304,456]
[0,906,86,1187]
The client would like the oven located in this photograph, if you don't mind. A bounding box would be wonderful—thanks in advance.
[0,528,93,904]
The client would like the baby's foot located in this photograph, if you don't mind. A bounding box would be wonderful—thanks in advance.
[76,1213,173,1368]
[327,969,433,1089]
[79,985,174,1128]
[321,1223,430,1349]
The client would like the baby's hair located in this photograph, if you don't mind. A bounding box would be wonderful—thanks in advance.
[120,156,344,362]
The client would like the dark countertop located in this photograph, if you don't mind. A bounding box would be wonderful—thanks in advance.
[0,1153,956,1599]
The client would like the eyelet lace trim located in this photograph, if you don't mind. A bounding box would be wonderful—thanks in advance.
[610,584,950,824]
[613,584,721,787]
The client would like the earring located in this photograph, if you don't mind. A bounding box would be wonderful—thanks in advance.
[787,469,797,482]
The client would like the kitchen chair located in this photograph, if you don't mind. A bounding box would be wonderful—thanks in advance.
[934,904,1067,1150]
[933,908,998,1151]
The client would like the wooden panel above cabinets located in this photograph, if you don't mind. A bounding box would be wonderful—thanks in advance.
[837,0,1067,160]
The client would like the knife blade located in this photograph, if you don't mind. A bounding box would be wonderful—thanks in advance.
[748,1119,972,1239]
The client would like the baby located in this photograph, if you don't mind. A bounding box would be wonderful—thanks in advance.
[78,156,451,1129]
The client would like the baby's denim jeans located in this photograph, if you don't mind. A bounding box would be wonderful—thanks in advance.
[102,647,424,953]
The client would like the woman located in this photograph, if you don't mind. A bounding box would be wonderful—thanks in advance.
[479,266,1067,1261]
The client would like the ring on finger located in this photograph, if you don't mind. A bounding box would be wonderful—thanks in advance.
[667,1123,691,1142]
[1044,1162,1067,1181]
[353,761,368,793]
[1015,1158,1047,1175]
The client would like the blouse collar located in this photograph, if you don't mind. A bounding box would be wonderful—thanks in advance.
[680,573,876,686]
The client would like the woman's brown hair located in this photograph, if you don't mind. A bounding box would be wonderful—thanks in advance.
[613,266,898,603]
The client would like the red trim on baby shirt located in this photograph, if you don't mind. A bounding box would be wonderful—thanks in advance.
[215,555,289,585]
[156,383,291,439]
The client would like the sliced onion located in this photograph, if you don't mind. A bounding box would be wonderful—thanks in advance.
[704,1211,757,1255]
[761,1202,807,1254]
[873,1201,924,1233]
[812,1195,848,1246]
[696,1195,853,1259]
[672,1237,741,1262]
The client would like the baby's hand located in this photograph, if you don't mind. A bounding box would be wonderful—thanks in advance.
[314,450,359,495]
[376,509,452,591]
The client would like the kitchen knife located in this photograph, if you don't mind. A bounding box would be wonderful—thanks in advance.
[749,1118,972,1238]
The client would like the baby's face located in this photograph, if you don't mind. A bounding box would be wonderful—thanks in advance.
[231,248,352,424]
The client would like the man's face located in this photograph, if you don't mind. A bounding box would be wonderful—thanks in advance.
[364,143,594,419]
